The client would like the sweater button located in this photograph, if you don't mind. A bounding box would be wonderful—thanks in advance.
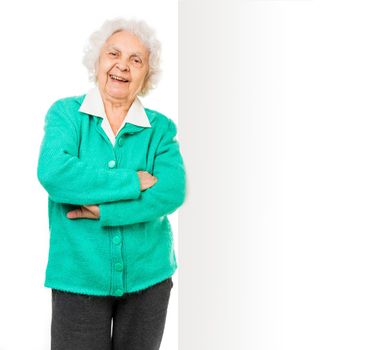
[115,263,123,272]
[108,160,116,168]
[112,236,121,245]
[118,138,124,147]
[114,288,124,296]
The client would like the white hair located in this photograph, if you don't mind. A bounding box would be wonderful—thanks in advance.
[82,17,162,96]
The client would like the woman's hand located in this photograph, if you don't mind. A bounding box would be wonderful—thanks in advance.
[137,171,158,190]
[66,205,100,220]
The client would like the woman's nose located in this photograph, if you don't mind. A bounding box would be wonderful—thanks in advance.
[116,62,130,72]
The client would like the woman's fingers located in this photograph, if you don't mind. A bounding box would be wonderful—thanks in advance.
[137,171,158,191]
[66,205,99,219]
[83,205,100,217]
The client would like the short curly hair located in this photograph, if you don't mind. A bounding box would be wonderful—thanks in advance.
[82,17,162,97]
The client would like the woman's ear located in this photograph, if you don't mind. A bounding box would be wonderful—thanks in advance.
[94,58,100,81]
[140,70,151,96]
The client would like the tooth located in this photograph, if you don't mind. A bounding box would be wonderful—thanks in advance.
[110,74,128,82]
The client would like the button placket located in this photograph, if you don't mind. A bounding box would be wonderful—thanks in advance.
[114,288,124,296]
[112,235,121,245]
[107,160,116,168]
[115,263,123,271]
[111,230,124,296]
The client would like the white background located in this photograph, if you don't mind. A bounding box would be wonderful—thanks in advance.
[2,0,374,349]
[0,1,177,349]
[179,0,374,349]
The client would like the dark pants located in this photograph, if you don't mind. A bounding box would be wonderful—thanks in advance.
[51,277,173,350]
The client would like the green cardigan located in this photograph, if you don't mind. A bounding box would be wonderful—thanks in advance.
[37,94,186,296]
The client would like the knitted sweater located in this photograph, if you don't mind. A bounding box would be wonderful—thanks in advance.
[37,93,186,297]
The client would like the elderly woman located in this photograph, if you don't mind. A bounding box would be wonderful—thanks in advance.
[37,17,186,350]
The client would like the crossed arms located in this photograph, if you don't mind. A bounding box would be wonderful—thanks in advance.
[37,100,186,226]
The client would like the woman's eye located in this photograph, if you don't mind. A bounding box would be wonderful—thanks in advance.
[109,52,117,56]
[133,58,142,64]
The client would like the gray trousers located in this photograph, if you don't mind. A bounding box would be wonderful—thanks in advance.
[51,277,173,350]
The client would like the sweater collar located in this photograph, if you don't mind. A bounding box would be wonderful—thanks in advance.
[78,85,151,128]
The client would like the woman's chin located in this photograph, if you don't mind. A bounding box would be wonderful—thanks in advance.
[105,86,131,100]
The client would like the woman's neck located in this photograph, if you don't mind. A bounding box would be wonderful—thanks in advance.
[101,93,135,122]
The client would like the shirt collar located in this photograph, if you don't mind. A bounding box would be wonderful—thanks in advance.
[78,85,151,128]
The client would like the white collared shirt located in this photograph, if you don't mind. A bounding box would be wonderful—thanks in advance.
[78,85,151,145]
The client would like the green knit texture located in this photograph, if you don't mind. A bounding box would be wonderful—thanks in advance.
[37,94,186,296]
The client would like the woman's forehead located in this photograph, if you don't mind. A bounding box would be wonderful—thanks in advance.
[106,44,146,57]
[104,31,148,53]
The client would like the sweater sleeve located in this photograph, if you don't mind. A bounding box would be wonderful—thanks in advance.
[37,100,141,205]
[98,118,186,226]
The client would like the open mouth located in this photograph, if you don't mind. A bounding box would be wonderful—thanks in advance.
[109,74,130,83]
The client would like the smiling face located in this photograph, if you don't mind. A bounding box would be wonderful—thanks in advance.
[95,30,150,104]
